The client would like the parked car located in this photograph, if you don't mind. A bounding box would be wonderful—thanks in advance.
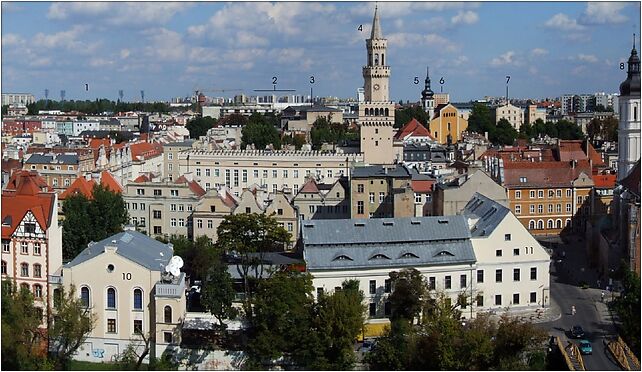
[579,340,592,355]
[571,325,585,339]
[360,340,375,353]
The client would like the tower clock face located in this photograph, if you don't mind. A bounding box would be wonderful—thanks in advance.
[373,83,380,91]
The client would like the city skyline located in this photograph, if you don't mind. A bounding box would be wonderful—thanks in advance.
[2,1,640,102]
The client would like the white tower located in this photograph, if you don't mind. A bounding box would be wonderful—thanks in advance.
[358,5,396,165]
[618,36,641,181]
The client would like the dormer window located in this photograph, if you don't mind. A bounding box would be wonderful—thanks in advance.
[369,254,391,260]
[399,252,419,259]
[435,251,454,257]
[519,177,527,183]
[333,255,353,261]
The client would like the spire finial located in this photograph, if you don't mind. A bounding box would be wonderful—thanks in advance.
[370,3,383,39]
[634,33,637,50]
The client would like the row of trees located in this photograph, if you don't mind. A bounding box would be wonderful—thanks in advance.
[611,266,641,355]
[26,99,171,115]
[62,184,129,260]
[365,268,548,370]
[310,116,359,150]
[519,118,584,141]
[586,116,618,142]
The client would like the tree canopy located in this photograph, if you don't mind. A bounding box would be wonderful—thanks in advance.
[612,267,640,354]
[186,116,217,139]
[586,117,618,142]
[62,184,128,260]
[394,105,430,128]
[170,235,218,282]
[26,99,171,115]
[520,119,584,141]
[241,113,282,150]
[309,116,358,150]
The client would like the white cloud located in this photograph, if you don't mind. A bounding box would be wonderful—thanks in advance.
[577,54,598,63]
[451,10,478,25]
[89,58,114,67]
[387,32,457,51]
[580,2,627,25]
[47,2,188,26]
[32,26,97,53]
[544,13,585,31]
[453,55,469,66]
[531,48,548,57]
[529,66,538,75]
[120,49,131,59]
[236,30,269,47]
[143,28,185,61]
[350,2,478,18]
[571,65,588,76]
[29,57,52,67]
[490,51,518,67]
[2,33,25,47]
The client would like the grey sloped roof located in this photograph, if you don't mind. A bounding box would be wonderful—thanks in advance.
[303,215,471,246]
[163,139,195,147]
[305,240,475,270]
[65,230,172,271]
[25,153,79,165]
[352,164,413,178]
[460,192,510,238]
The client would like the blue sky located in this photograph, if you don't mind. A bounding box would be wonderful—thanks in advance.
[2,1,640,102]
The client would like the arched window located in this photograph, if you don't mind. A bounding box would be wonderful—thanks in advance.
[34,284,42,299]
[374,53,379,65]
[529,220,535,230]
[547,219,554,229]
[375,108,379,116]
[566,219,571,227]
[133,289,143,310]
[1,260,6,275]
[537,220,544,229]
[164,306,172,323]
[107,287,116,309]
[81,286,90,308]
[556,219,562,229]
[385,108,389,116]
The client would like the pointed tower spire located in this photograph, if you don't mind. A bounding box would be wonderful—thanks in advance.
[370,4,383,39]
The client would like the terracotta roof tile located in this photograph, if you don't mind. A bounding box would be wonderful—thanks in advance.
[299,178,320,194]
[2,172,55,239]
[593,174,616,189]
[503,159,592,188]
[59,177,96,200]
[394,118,433,140]
[130,142,162,161]
[100,171,123,193]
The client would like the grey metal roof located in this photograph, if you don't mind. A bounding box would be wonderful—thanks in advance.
[163,139,195,148]
[302,215,471,246]
[65,231,173,271]
[460,192,510,238]
[25,153,78,165]
[352,164,413,178]
[305,240,475,270]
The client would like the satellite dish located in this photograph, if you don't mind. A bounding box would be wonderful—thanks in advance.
[164,256,184,278]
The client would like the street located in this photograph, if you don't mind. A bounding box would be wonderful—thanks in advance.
[538,236,621,371]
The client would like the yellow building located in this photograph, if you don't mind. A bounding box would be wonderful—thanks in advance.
[428,103,469,144]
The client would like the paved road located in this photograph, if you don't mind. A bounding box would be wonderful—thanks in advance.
[538,236,621,371]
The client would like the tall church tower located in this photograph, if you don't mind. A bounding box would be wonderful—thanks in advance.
[618,35,641,181]
[421,66,435,120]
[359,5,396,164]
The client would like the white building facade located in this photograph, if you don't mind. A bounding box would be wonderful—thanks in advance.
[617,42,641,181]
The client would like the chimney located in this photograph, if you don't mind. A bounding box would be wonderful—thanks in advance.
[183,172,194,182]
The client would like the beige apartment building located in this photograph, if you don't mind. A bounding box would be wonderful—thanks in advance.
[495,103,524,130]
[24,153,83,193]
[525,104,547,125]
[350,164,415,219]
[60,231,185,363]
[164,146,362,197]
[123,174,206,239]
[192,187,298,246]
[292,177,350,221]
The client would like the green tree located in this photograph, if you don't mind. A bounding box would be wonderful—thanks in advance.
[216,213,291,317]
[1,105,8,116]
[394,105,430,128]
[1,281,51,370]
[388,268,427,323]
[467,103,494,135]
[245,270,314,369]
[201,259,238,328]
[364,320,413,370]
[282,134,306,150]
[186,116,217,139]
[491,118,518,146]
[612,268,641,353]
[48,286,96,369]
[556,119,584,140]
[241,113,281,150]
[170,235,217,281]
[62,184,128,260]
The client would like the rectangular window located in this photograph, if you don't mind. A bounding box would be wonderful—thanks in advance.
[369,303,376,317]
[369,280,376,294]
[557,189,562,198]
[548,204,553,213]
[164,332,172,343]
[444,276,452,289]
[132,203,138,210]
[557,204,562,213]
[178,219,185,227]
[504,234,511,241]
[170,204,176,212]
[476,295,484,307]
[287,222,293,232]
[496,249,502,257]
[263,170,268,179]
[538,204,543,214]
[384,279,392,293]
[282,170,288,179]
[477,270,484,283]
[496,269,502,283]
[530,292,537,303]
[513,248,520,256]
[530,205,535,214]
[530,190,535,198]
[107,319,116,333]
[196,168,201,176]
[566,189,572,197]
[141,204,145,211]
[513,268,520,281]
[369,192,375,203]
[357,184,364,193]
[205,168,211,177]
[495,295,502,306]
[460,274,467,289]
[34,264,41,277]
[153,210,161,219]
[139,217,145,227]
[515,205,521,214]
[379,192,385,203]
[134,320,143,334]
[428,276,436,290]
[137,188,144,195]
[513,293,520,305]
[357,201,364,215]
[154,189,162,196]
[415,193,422,203]
[566,203,571,212]
[154,226,162,235]
[2,241,9,253]
[293,170,299,178]
[171,189,178,197]
[179,204,184,212]
[548,190,554,198]
[21,242,28,254]
[530,267,537,280]
[234,170,239,187]
[515,190,521,199]
[272,170,277,178]
[538,190,544,198]
[170,218,177,227]
[253,169,259,178]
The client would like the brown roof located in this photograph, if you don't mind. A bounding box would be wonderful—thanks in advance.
[299,178,320,194]
[59,177,96,200]
[175,176,206,197]
[620,160,640,198]
[2,171,55,239]
[502,159,592,188]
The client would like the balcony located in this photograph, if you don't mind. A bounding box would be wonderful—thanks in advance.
[48,275,62,285]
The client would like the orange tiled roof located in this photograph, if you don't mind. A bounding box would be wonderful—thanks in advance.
[175,176,206,197]
[59,177,96,200]
[502,159,592,188]
[593,174,616,189]
[100,171,123,193]
[130,142,162,161]
[394,118,433,141]
[299,178,320,194]
[411,179,435,193]
[2,172,55,239]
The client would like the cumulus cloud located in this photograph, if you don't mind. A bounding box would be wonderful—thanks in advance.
[143,28,185,61]
[580,2,627,25]
[47,2,189,26]
[32,25,98,53]
[2,33,25,47]
[577,54,598,63]
[120,49,131,59]
[387,32,457,51]
[451,10,479,25]
[531,48,548,57]
[544,13,585,31]
[490,51,518,66]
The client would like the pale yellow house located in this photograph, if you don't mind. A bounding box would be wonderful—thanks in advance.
[429,103,469,144]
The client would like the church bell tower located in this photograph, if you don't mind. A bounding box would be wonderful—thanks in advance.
[618,35,641,181]
[359,5,396,165]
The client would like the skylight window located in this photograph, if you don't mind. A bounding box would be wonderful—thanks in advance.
[369,254,391,260]
[435,251,455,257]
[399,252,419,259]
[333,255,353,261]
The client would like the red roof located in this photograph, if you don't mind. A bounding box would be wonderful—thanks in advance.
[100,171,123,194]
[59,177,96,200]
[411,179,435,193]
[133,174,153,183]
[1,159,22,174]
[593,174,616,189]
[4,170,51,192]
[2,172,56,239]
[130,142,162,161]
[175,176,206,197]
[503,159,593,188]
[299,178,320,194]
[394,118,433,141]
[88,138,111,149]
